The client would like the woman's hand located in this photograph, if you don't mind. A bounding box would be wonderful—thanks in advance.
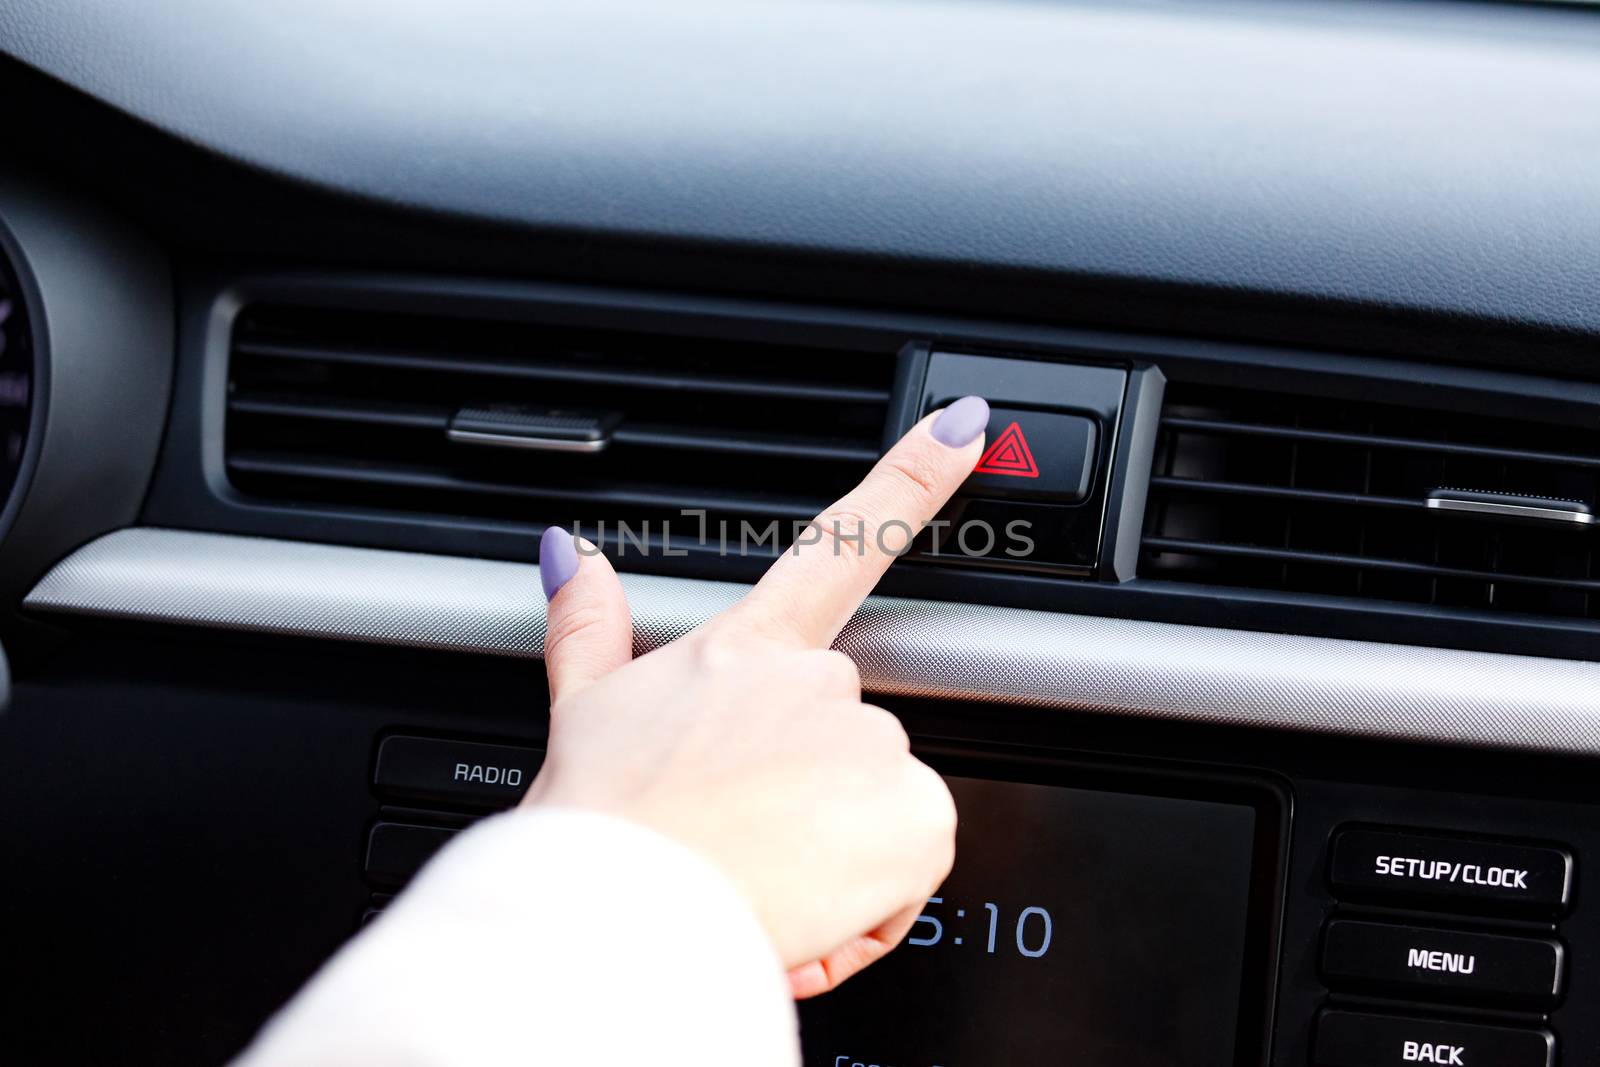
[520,397,989,998]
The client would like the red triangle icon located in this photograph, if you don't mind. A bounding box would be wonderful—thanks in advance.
[973,421,1040,478]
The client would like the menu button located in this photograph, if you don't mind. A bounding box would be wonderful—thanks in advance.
[1323,919,1564,1007]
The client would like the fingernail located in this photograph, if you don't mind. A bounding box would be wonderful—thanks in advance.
[540,526,580,601]
[930,395,990,448]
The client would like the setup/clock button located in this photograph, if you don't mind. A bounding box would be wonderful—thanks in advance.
[1315,1010,1554,1067]
[1329,827,1573,916]
[1322,920,1564,1007]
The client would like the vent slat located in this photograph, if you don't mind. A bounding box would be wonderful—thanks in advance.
[235,339,891,404]
[228,452,822,520]
[225,304,892,538]
[1143,537,1600,594]
[227,396,883,463]
[1148,476,1421,511]
[229,394,879,463]
[1142,385,1600,623]
[613,424,878,463]
[1163,415,1600,471]
[230,394,450,430]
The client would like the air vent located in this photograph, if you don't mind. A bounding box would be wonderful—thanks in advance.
[0,245,34,535]
[225,305,894,551]
[1141,385,1600,622]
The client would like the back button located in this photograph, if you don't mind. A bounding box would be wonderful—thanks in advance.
[1315,1009,1553,1067]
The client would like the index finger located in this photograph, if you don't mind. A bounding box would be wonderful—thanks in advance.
[734,396,989,647]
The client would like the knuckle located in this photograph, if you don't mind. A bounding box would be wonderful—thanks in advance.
[545,597,612,655]
[811,505,879,555]
[881,446,946,509]
[909,759,958,836]
[859,703,911,751]
[818,650,862,694]
[712,603,798,650]
[688,626,746,674]
[808,502,919,567]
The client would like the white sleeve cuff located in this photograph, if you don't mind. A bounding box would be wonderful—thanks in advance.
[235,807,800,1067]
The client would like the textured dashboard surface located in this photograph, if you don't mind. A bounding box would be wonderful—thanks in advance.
[4,0,1600,339]
[27,528,1600,756]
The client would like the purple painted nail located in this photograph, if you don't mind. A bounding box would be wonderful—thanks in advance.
[930,395,990,448]
[540,526,580,601]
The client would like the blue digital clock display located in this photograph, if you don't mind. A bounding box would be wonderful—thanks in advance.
[905,899,1054,957]
[799,773,1265,1067]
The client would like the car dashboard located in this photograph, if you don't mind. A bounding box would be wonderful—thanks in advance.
[1,1,1599,1065]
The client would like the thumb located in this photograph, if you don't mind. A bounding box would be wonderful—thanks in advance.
[540,527,633,703]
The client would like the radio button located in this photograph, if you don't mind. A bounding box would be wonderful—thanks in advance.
[1329,828,1572,916]
[1315,1010,1553,1067]
[1323,919,1564,1007]
[374,735,541,808]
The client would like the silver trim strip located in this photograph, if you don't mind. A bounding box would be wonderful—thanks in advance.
[24,528,1600,756]
[1426,492,1596,527]
[444,428,611,453]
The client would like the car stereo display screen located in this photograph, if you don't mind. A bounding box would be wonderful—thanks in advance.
[800,774,1267,1067]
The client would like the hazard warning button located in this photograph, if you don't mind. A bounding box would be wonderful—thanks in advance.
[962,407,1099,502]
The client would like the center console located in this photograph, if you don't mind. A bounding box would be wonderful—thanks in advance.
[327,692,1593,1067]
[3,635,1596,1067]
[325,715,1599,1067]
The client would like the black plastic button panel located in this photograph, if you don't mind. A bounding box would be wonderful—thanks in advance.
[1315,1010,1554,1067]
[1322,919,1564,1008]
[364,821,459,886]
[374,735,542,808]
[1329,828,1573,917]
[914,351,1131,573]
[361,735,539,914]
[1315,826,1577,1061]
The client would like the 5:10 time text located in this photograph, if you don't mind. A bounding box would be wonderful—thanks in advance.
[906,898,1054,958]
